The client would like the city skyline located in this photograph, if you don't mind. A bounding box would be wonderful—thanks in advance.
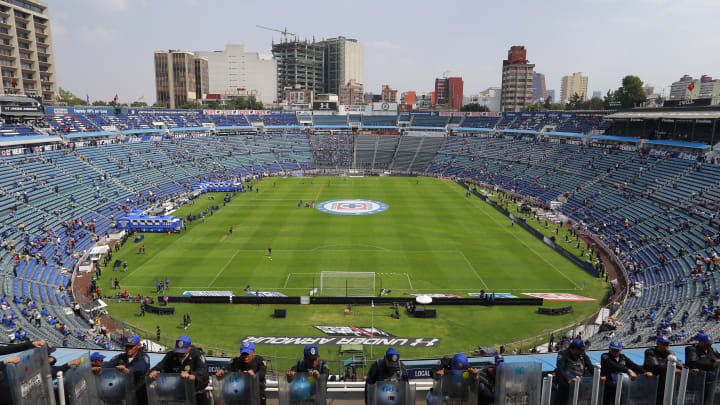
[51,0,720,104]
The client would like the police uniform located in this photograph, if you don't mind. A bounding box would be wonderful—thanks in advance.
[555,341,593,405]
[290,345,330,378]
[601,341,646,405]
[643,335,680,405]
[222,341,267,404]
[103,335,151,405]
[685,337,720,373]
[151,336,209,404]
[365,348,409,404]
[477,355,504,405]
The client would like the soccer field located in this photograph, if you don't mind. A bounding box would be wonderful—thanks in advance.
[106,176,606,368]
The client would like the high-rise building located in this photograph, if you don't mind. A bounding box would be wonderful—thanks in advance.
[465,87,501,112]
[500,46,534,111]
[194,44,277,105]
[591,91,602,100]
[272,40,325,103]
[532,72,546,102]
[402,91,416,105]
[0,0,56,102]
[434,77,463,110]
[322,37,363,96]
[154,50,209,108]
[381,84,397,103]
[560,72,588,102]
[671,75,720,100]
[338,79,364,105]
[546,89,555,103]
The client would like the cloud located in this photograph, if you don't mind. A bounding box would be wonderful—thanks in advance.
[95,0,129,11]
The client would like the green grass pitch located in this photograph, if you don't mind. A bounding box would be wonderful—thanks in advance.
[106,176,606,371]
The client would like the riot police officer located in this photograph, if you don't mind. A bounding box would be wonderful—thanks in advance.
[288,344,330,380]
[685,333,720,373]
[365,347,409,404]
[149,336,210,404]
[477,355,504,405]
[555,339,595,404]
[601,340,650,404]
[216,340,267,405]
[643,334,681,405]
[102,334,150,405]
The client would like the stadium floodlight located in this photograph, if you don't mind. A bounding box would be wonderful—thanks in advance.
[320,271,376,297]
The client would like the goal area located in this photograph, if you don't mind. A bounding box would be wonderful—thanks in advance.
[319,272,376,296]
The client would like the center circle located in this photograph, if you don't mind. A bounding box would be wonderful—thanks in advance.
[315,199,388,216]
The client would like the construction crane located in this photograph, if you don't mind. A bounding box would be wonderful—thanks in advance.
[256,25,296,42]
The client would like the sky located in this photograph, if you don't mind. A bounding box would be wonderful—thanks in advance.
[50,0,720,104]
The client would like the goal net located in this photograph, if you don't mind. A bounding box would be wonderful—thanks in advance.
[320,272,376,296]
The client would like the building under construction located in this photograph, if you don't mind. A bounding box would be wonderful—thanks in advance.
[272,40,325,103]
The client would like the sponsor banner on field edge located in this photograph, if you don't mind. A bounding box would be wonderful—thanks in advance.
[468,293,518,298]
[404,293,462,298]
[183,291,233,297]
[522,293,597,302]
[314,326,394,337]
[244,291,288,297]
[239,336,441,348]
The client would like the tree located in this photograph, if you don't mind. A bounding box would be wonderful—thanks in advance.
[566,93,585,110]
[521,103,543,112]
[91,100,108,106]
[130,101,147,107]
[57,88,86,106]
[550,103,566,111]
[588,96,604,110]
[206,100,220,109]
[180,101,202,109]
[614,75,646,108]
[543,97,552,110]
[460,103,490,112]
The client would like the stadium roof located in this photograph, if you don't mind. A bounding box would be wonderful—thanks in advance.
[122,128,165,135]
[544,131,584,138]
[607,110,720,120]
[454,127,494,132]
[645,139,710,150]
[64,131,116,139]
[0,134,61,146]
[500,129,538,135]
[169,127,207,132]
[406,126,447,130]
[360,125,398,129]
[591,135,641,143]
[216,125,257,130]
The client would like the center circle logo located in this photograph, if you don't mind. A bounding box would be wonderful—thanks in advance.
[316,199,388,216]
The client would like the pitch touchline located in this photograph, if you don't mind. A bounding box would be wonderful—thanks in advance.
[207,249,241,287]
[457,250,490,289]
[461,186,581,289]
[120,286,580,291]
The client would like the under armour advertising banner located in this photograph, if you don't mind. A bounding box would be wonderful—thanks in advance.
[278,372,327,405]
[494,361,542,405]
[62,353,100,405]
[5,347,56,405]
[211,373,260,405]
[95,368,136,405]
[367,381,415,405]
[145,373,196,405]
[616,373,658,405]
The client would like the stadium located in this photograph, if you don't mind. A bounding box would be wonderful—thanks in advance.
[0,0,719,403]
[0,100,719,402]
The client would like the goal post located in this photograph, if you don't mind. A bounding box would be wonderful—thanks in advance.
[320,271,376,296]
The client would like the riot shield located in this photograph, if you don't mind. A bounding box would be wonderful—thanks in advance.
[146,373,196,405]
[278,372,327,405]
[429,372,478,405]
[5,347,56,405]
[95,368,137,405]
[212,372,260,405]
[494,361,542,405]
[366,381,415,405]
[615,373,658,405]
[62,353,100,405]
[570,376,604,405]
[673,370,705,405]
[704,371,720,405]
